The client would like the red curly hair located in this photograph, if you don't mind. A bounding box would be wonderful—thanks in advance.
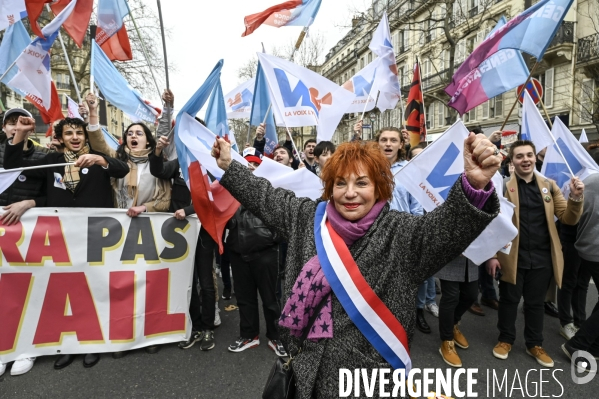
[320,141,394,201]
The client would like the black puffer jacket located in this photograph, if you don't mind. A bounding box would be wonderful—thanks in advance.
[226,205,281,260]
[0,134,48,206]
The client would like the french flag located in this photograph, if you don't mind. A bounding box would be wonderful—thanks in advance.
[242,0,321,37]
[95,0,132,61]
[175,60,240,253]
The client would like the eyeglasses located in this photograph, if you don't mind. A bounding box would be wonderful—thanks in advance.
[126,130,145,137]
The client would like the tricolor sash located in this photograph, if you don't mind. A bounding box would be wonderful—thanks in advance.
[314,201,412,372]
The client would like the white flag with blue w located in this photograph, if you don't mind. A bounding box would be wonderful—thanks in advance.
[395,120,518,265]
[541,118,599,194]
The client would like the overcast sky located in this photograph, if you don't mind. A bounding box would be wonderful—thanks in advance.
[144,0,369,112]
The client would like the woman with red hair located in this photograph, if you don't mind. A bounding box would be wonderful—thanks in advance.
[212,134,502,398]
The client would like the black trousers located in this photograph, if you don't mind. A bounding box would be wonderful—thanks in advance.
[189,227,216,331]
[557,240,591,327]
[570,258,599,355]
[230,247,280,340]
[220,243,232,290]
[497,266,553,348]
[438,279,478,341]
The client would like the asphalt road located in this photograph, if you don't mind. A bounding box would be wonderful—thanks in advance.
[1,278,597,399]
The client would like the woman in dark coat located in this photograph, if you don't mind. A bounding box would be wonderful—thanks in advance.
[211,133,502,398]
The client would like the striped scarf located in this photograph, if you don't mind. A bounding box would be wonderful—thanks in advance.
[62,145,90,192]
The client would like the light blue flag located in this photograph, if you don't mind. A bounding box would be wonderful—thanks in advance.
[175,60,224,182]
[250,62,278,157]
[102,127,120,150]
[0,20,29,95]
[91,40,157,123]
[205,80,239,153]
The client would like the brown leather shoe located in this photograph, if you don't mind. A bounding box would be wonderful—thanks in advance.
[493,342,512,359]
[439,340,462,367]
[468,302,485,316]
[481,297,499,310]
[453,324,469,349]
[527,346,554,367]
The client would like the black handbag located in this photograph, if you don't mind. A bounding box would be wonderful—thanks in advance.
[262,293,331,399]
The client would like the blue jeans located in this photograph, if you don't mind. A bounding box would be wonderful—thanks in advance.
[416,276,436,309]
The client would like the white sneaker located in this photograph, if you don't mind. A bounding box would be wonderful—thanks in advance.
[214,303,221,327]
[560,323,578,340]
[0,362,5,376]
[10,357,36,376]
[425,303,439,318]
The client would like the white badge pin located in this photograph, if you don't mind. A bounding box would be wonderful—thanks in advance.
[82,168,89,175]
[542,188,548,194]
[18,175,26,182]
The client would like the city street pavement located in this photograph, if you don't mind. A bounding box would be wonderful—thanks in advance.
[1,278,597,398]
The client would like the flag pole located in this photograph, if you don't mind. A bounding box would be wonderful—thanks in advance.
[500,62,539,131]
[156,0,171,139]
[45,4,82,103]
[530,81,553,129]
[125,1,161,96]
[417,56,427,142]
[284,125,304,166]
[0,59,18,85]
[0,162,76,174]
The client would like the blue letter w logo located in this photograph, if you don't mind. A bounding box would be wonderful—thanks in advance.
[274,68,318,115]
[426,143,462,201]
[353,75,374,96]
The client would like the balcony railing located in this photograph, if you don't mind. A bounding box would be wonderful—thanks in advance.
[548,21,574,48]
[421,68,450,91]
[577,32,599,65]
[56,82,71,90]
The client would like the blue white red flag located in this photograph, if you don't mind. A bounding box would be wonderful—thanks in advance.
[50,0,93,48]
[447,16,529,114]
[394,120,518,265]
[314,202,412,372]
[224,78,255,119]
[0,20,64,130]
[257,52,355,142]
[521,90,553,152]
[90,40,157,124]
[242,0,321,37]
[0,0,26,32]
[541,118,599,194]
[250,62,279,156]
[95,0,132,61]
[175,60,241,253]
[205,80,239,153]
[446,0,574,96]
[8,0,76,111]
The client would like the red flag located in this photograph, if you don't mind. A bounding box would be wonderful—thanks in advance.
[242,0,302,37]
[99,25,133,61]
[25,0,53,38]
[24,82,65,137]
[404,62,426,148]
[188,162,240,253]
[49,0,93,48]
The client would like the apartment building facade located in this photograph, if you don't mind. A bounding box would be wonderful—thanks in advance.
[321,0,598,144]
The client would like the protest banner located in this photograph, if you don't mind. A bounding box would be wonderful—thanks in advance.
[0,208,198,363]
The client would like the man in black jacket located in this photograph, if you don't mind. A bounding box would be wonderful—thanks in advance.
[0,108,48,227]
[5,115,129,370]
[226,149,287,358]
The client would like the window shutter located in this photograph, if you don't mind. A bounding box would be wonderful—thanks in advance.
[495,94,503,117]
[482,100,489,119]
[581,79,595,124]
[438,102,445,127]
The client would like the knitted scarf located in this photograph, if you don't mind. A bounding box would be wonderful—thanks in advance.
[279,200,387,341]
[62,145,91,192]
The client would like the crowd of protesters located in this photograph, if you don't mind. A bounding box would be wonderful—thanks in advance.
[0,88,597,386]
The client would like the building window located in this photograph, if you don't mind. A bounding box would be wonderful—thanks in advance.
[455,40,466,65]
[368,52,372,63]
[398,65,405,87]
[542,68,554,108]
[426,104,434,129]
[581,79,595,124]
[490,94,503,118]
[482,100,489,119]
[393,32,400,54]
[437,102,445,127]
[402,30,410,50]
[422,59,432,89]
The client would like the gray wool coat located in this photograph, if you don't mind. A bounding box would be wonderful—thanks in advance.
[435,256,479,282]
[220,161,499,399]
